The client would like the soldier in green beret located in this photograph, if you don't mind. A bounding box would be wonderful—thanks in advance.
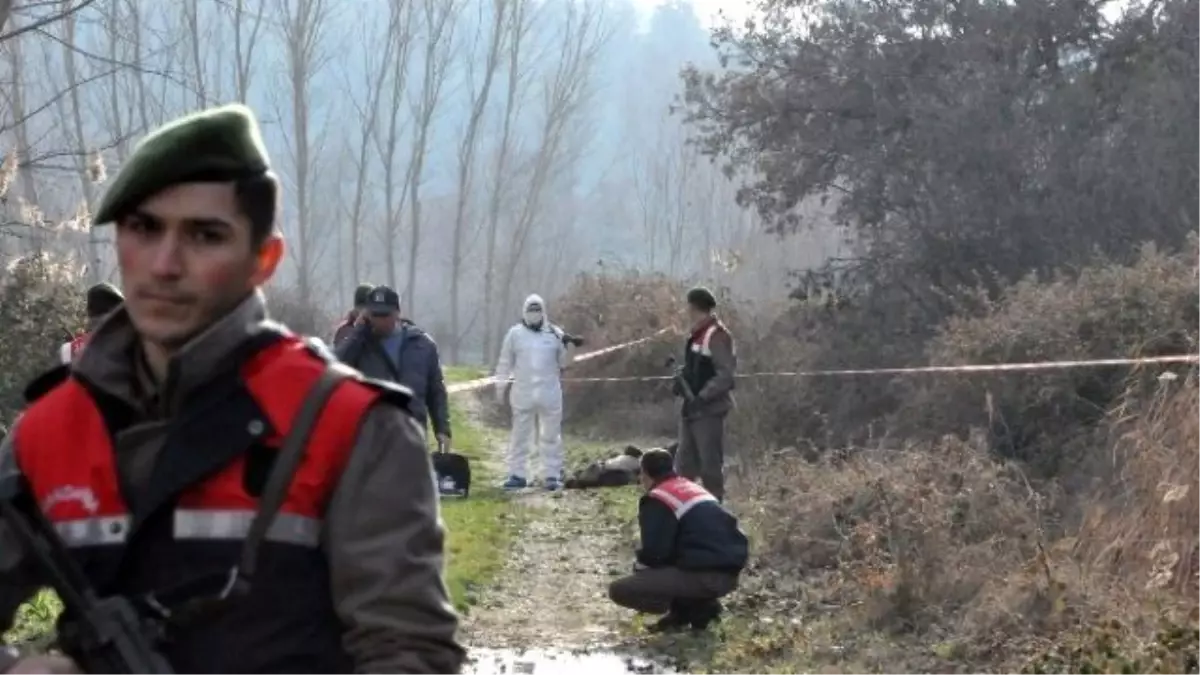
[0,105,465,674]
[673,286,738,501]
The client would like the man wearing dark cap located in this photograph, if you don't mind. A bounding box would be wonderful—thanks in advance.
[0,105,464,674]
[335,285,452,453]
[58,282,124,365]
[673,286,737,501]
[330,282,374,347]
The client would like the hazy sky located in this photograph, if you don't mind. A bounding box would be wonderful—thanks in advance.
[630,0,754,29]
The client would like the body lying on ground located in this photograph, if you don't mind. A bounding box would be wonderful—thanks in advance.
[563,442,679,489]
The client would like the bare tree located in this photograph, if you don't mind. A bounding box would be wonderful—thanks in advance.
[3,19,42,211]
[496,0,611,320]
[182,0,207,107]
[447,0,507,362]
[480,0,534,362]
[0,0,100,44]
[102,0,129,163]
[403,0,461,317]
[58,0,102,282]
[371,0,417,290]
[340,2,406,289]
[230,0,266,102]
[277,0,331,302]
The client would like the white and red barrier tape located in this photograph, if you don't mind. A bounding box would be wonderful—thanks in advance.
[447,326,1198,393]
[445,328,674,394]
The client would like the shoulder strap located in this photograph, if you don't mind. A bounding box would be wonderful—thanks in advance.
[237,364,349,583]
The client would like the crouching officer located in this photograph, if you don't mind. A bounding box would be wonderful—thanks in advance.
[0,104,465,673]
[607,448,749,632]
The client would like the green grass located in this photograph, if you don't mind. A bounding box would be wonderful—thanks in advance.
[436,363,527,614]
[443,365,487,384]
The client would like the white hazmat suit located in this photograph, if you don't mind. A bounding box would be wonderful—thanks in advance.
[495,294,572,485]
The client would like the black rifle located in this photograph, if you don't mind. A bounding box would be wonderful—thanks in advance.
[0,475,174,674]
[550,323,585,348]
[665,356,696,403]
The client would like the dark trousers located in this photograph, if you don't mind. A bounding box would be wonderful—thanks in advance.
[676,414,727,500]
[608,567,738,615]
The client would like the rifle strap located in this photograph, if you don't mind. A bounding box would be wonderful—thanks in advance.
[238,365,349,584]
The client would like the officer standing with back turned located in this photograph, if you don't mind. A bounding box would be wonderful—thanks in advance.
[0,104,465,673]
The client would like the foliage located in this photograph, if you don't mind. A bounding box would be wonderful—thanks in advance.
[0,254,86,427]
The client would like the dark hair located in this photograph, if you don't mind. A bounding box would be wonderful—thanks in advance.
[640,448,676,481]
[622,445,643,459]
[234,173,280,247]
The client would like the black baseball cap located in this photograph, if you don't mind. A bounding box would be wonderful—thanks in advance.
[365,285,400,315]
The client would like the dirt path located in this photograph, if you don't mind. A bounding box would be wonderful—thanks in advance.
[462,488,632,649]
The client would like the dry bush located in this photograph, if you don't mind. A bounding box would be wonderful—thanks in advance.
[1077,373,1199,601]
[729,414,1198,672]
[0,254,87,426]
[900,242,1199,478]
[551,271,746,437]
[265,284,335,340]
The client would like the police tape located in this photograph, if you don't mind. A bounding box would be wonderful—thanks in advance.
[445,324,1198,393]
[555,354,1200,383]
[445,328,674,394]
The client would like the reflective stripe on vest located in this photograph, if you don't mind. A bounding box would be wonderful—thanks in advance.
[59,333,90,365]
[13,336,379,549]
[648,476,718,519]
[689,324,719,358]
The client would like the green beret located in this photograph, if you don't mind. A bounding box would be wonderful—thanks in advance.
[353,283,373,306]
[686,286,717,311]
[93,103,271,225]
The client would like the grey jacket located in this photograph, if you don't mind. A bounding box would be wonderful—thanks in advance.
[0,292,465,673]
[333,321,451,438]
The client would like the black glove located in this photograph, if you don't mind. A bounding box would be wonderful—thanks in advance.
[561,333,585,347]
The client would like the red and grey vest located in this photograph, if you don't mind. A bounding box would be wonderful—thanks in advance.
[682,318,730,397]
[648,476,718,519]
[59,332,90,365]
[12,333,399,673]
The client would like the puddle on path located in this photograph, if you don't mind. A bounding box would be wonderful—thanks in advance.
[466,647,677,675]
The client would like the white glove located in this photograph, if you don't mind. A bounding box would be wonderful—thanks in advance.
[633,560,648,573]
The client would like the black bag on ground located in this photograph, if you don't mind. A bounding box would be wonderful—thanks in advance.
[433,449,471,499]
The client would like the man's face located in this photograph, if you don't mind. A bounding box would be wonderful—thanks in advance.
[639,470,654,492]
[115,182,276,349]
[368,310,399,334]
[687,306,708,327]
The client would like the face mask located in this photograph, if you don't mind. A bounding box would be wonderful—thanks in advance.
[524,310,544,326]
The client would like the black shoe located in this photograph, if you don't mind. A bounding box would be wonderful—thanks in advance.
[647,610,690,633]
[688,599,723,631]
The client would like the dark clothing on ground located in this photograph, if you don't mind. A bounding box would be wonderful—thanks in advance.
[608,567,738,614]
[335,320,452,438]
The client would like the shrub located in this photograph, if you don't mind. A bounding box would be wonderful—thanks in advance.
[0,254,86,426]
[265,285,335,340]
[902,242,1199,478]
